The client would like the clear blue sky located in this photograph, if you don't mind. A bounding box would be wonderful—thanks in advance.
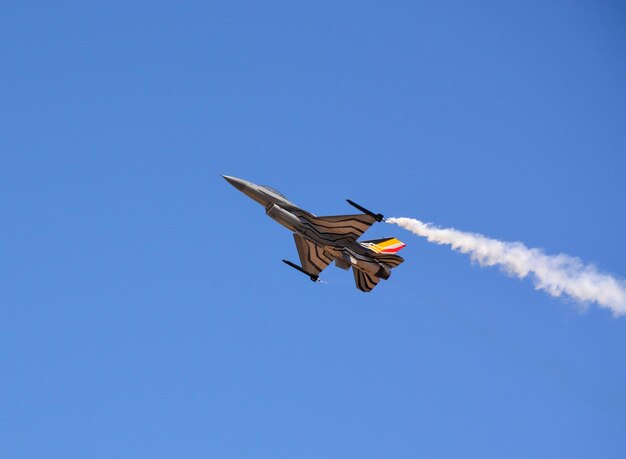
[2,1,625,457]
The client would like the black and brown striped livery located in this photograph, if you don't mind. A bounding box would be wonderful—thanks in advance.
[223,175,406,292]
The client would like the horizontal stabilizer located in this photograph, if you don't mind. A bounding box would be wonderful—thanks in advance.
[353,268,380,292]
[368,252,404,268]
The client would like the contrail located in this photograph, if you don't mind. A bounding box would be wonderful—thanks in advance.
[387,217,626,317]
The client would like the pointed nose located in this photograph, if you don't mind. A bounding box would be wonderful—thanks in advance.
[222,175,247,191]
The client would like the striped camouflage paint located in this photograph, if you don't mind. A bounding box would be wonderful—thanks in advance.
[292,213,404,291]
[353,268,380,292]
[293,234,335,276]
[292,211,377,246]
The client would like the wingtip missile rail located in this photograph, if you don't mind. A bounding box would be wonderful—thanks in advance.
[346,199,384,222]
[282,259,320,282]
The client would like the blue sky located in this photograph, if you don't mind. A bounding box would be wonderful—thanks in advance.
[2,1,625,457]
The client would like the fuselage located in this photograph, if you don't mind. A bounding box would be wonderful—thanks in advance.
[223,175,391,279]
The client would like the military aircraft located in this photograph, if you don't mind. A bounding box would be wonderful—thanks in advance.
[223,175,406,292]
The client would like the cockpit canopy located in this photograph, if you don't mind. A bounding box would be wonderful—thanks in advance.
[261,185,287,199]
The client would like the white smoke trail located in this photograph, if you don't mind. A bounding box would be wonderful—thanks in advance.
[387,217,626,317]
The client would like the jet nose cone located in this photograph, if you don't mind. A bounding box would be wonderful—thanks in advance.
[222,175,247,191]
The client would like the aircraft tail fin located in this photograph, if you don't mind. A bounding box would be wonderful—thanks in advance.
[359,237,406,254]
[359,237,405,269]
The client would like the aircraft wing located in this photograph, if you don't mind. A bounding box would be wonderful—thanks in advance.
[307,213,377,244]
[353,269,381,292]
[293,234,334,276]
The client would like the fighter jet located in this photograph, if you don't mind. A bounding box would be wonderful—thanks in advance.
[223,175,406,292]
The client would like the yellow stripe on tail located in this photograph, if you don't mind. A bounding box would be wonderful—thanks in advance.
[360,237,406,254]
